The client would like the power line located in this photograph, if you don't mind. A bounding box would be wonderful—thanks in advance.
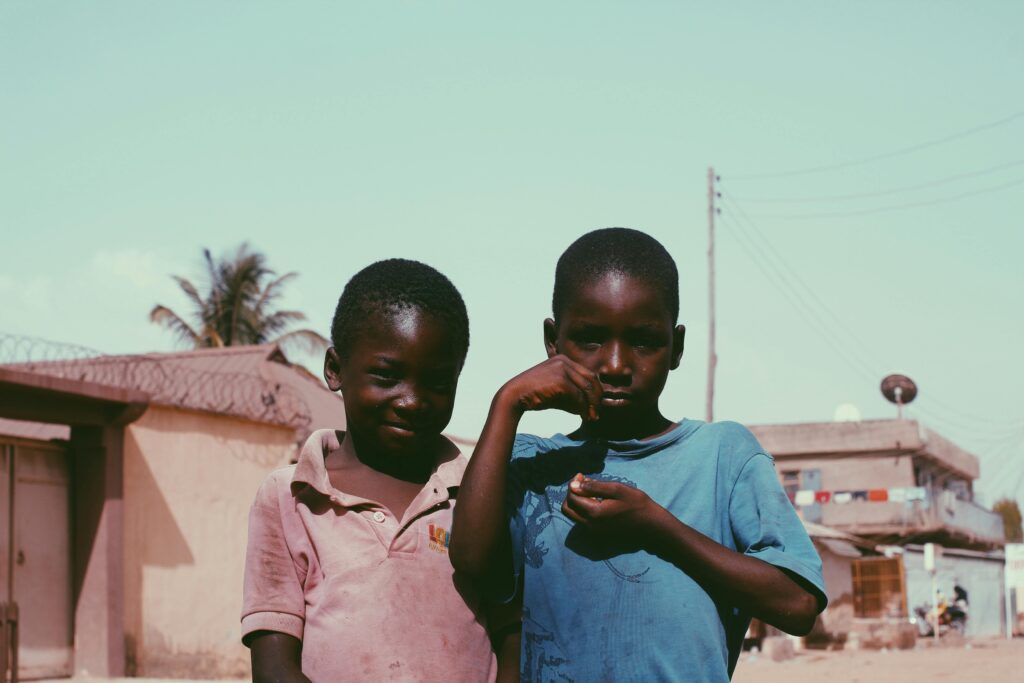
[729,111,1024,180]
[718,211,883,385]
[911,396,1024,429]
[721,192,1024,437]
[745,175,1024,219]
[729,159,1024,204]
[721,194,890,380]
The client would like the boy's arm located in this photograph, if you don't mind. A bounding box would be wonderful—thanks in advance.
[249,632,312,683]
[487,596,522,683]
[448,386,522,579]
[242,473,310,678]
[450,356,600,578]
[495,631,522,683]
[563,477,822,635]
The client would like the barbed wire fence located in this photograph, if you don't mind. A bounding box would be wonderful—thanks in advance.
[0,332,312,430]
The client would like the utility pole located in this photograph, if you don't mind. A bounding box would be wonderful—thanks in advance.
[705,166,717,424]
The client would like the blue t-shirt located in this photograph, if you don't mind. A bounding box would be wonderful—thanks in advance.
[506,419,826,682]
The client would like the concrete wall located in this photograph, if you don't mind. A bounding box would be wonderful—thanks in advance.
[774,455,917,491]
[902,547,1005,637]
[815,543,855,641]
[123,406,295,677]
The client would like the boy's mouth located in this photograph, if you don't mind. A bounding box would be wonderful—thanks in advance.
[383,421,421,436]
[600,391,631,407]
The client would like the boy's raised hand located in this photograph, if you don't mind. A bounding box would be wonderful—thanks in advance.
[562,474,661,541]
[499,355,602,422]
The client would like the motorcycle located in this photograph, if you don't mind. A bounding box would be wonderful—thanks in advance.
[911,599,967,637]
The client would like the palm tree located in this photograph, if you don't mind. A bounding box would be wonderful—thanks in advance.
[149,243,328,354]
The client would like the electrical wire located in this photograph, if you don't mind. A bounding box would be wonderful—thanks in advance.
[718,211,883,386]
[721,191,1024,435]
[721,194,891,379]
[729,159,1024,204]
[745,175,1024,220]
[728,111,1024,180]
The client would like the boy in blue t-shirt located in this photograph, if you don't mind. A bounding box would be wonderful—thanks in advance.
[451,228,826,681]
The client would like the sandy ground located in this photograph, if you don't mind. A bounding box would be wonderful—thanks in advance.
[733,636,1024,683]
[37,638,1024,682]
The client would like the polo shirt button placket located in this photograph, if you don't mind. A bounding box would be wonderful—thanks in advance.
[372,510,387,524]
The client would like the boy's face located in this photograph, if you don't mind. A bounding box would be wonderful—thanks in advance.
[324,308,462,460]
[545,271,684,431]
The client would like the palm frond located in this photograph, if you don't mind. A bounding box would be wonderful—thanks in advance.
[258,309,308,339]
[272,329,330,356]
[149,305,202,347]
[219,244,271,345]
[153,243,319,350]
[254,271,299,317]
[171,275,205,310]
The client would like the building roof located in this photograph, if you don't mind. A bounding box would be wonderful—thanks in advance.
[0,417,68,441]
[749,419,980,481]
[2,344,345,440]
[802,519,877,557]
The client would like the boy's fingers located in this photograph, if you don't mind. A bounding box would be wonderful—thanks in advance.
[565,491,604,518]
[577,479,625,498]
[562,366,601,420]
[560,497,588,525]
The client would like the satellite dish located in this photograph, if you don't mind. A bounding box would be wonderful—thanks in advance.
[834,403,863,422]
[881,374,917,419]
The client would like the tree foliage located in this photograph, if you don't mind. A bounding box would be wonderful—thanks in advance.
[150,243,328,354]
[993,498,1024,543]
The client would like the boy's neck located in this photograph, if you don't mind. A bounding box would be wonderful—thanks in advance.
[332,432,442,484]
[571,410,676,442]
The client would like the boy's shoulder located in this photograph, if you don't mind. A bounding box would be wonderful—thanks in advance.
[254,463,299,497]
[701,420,767,454]
[695,420,774,477]
[511,432,565,460]
[436,440,472,485]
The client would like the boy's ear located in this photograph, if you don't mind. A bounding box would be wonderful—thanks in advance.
[323,347,344,392]
[669,324,686,370]
[543,318,559,358]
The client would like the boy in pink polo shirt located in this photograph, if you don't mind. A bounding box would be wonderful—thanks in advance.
[242,259,519,682]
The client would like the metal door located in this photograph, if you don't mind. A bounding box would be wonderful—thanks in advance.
[0,439,73,680]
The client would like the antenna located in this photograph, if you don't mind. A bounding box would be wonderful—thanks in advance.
[880,374,918,419]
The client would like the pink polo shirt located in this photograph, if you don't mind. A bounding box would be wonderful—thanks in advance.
[242,429,497,682]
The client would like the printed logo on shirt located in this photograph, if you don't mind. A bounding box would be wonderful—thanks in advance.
[427,524,451,553]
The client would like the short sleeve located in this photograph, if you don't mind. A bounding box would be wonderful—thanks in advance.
[729,453,828,610]
[240,472,307,645]
[501,435,541,602]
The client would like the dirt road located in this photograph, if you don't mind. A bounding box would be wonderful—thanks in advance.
[733,637,1023,683]
[38,637,1022,682]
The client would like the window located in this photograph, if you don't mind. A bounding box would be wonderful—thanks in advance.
[852,557,906,618]
[781,470,800,498]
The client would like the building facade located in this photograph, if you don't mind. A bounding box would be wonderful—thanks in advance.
[0,343,347,679]
[750,419,1007,637]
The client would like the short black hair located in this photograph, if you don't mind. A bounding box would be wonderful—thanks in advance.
[552,227,679,322]
[331,258,470,359]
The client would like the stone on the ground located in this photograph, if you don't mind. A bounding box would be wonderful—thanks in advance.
[762,636,796,662]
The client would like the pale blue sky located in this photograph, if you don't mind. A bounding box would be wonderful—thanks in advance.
[3,2,1022,503]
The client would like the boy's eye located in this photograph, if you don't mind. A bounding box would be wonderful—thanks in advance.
[629,332,667,349]
[570,330,605,348]
[425,373,458,393]
[369,368,399,383]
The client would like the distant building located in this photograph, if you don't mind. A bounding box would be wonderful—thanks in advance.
[750,419,1007,637]
[0,344,346,679]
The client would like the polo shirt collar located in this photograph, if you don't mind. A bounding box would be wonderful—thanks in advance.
[291,428,464,503]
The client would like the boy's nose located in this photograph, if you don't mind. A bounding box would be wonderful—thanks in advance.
[393,390,429,417]
[599,342,631,382]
